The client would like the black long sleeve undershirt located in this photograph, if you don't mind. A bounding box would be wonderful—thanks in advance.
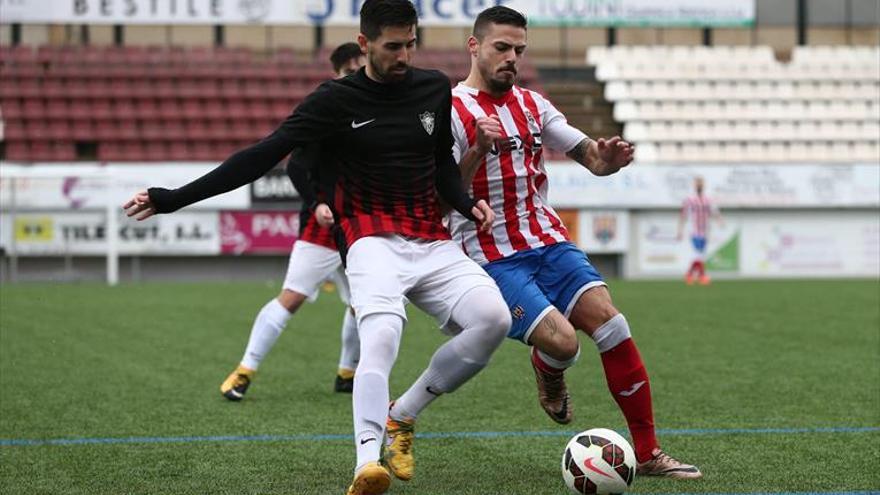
[148,133,292,214]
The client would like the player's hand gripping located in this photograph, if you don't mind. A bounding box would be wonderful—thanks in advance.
[122,190,157,221]
[475,115,505,154]
[471,199,494,234]
[315,203,335,228]
[594,136,635,176]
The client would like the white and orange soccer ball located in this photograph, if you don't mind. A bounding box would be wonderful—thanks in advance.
[561,428,636,494]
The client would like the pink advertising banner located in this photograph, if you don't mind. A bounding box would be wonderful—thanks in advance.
[220,211,299,255]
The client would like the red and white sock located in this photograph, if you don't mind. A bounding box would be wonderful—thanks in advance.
[531,346,579,375]
[591,314,659,463]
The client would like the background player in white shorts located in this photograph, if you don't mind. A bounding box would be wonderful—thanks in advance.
[219,43,366,400]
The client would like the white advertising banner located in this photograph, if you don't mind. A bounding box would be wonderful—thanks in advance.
[0,0,754,26]
[0,163,249,211]
[631,210,880,278]
[739,211,880,278]
[576,210,629,253]
[0,211,220,255]
[546,163,880,209]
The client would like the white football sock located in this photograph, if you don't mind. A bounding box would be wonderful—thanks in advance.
[392,285,509,420]
[338,308,360,372]
[353,312,403,472]
[240,298,291,370]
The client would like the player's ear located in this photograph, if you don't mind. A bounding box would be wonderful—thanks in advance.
[357,33,369,54]
[467,36,479,57]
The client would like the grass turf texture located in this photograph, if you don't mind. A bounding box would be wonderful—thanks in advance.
[1,280,877,494]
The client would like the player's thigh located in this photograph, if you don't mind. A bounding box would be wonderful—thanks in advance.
[329,265,352,307]
[480,251,555,344]
[406,240,502,335]
[345,235,410,324]
[535,242,608,320]
[283,240,343,302]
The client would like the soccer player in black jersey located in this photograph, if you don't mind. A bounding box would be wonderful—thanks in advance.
[123,2,510,494]
[218,42,365,403]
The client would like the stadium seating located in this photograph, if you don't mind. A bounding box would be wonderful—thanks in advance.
[588,45,880,163]
[0,45,539,162]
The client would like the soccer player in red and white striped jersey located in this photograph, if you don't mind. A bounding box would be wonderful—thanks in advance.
[678,176,723,285]
[431,6,701,479]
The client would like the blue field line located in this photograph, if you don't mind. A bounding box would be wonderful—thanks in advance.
[1,425,877,448]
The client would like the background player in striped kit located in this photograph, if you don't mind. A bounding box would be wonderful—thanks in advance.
[219,42,366,401]
[678,176,724,285]
[395,5,700,480]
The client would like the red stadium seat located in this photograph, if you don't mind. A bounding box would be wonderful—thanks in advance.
[1,99,24,119]
[70,119,96,141]
[4,141,30,160]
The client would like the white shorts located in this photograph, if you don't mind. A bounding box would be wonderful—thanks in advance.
[283,240,350,305]
[345,234,501,331]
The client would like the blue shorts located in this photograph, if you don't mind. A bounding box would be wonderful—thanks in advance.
[483,242,606,344]
[691,236,707,253]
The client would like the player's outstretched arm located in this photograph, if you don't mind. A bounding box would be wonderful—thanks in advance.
[123,82,339,220]
[123,134,293,220]
[567,136,635,177]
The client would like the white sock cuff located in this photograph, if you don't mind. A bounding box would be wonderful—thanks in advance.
[265,298,292,326]
[535,346,580,370]
[590,314,632,353]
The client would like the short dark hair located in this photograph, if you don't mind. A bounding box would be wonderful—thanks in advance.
[473,6,527,39]
[329,42,363,72]
[360,0,419,41]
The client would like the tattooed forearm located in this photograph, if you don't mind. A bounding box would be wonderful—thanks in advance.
[565,138,591,168]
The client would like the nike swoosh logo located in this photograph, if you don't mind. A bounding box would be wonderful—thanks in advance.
[351,119,376,129]
[551,395,569,422]
[619,380,646,397]
[360,438,377,445]
[425,386,442,397]
[583,458,614,479]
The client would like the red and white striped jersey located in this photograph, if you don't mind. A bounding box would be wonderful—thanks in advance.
[681,195,718,238]
[447,83,588,265]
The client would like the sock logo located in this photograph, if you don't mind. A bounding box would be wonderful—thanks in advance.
[619,380,646,397]
[425,386,442,396]
[359,438,377,445]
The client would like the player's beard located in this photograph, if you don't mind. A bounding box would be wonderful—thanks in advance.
[480,59,516,94]
[370,53,409,83]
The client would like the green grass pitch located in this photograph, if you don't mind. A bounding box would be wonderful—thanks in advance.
[1,279,878,494]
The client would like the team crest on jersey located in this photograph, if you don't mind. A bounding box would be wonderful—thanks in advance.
[593,215,617,245]
[419,111,435,135]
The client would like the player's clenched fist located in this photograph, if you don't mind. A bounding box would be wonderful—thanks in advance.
[315,203,335,228]
[475,115,504,154]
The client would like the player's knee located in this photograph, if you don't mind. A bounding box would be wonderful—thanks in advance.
[357,313,403,371]
[469,288,511,345]
[277,290,306,313]
[557,330,580,361]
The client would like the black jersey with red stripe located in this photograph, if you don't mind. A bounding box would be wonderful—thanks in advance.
[147,67,476,254]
